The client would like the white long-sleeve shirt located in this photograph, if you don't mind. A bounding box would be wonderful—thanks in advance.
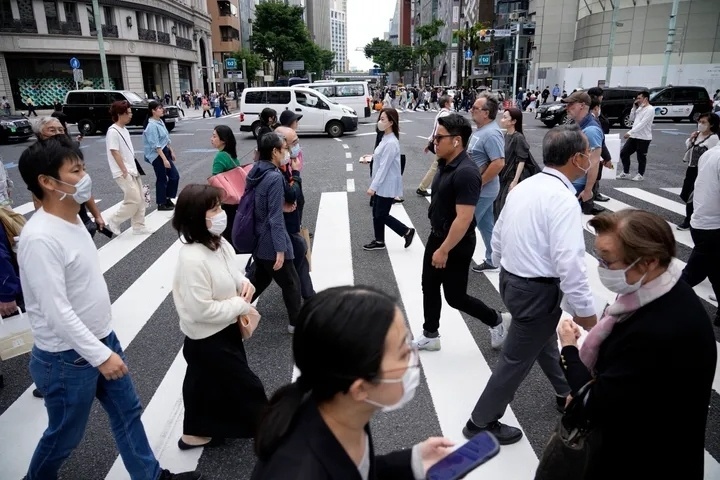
[491,168,595,318]
[628,104,655,141]
[691,144,720,230]
[18,208,113,367]
[172,239,252,340]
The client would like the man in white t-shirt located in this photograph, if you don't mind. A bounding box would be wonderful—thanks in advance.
[681,144,720,326]
[17,136,201,480]
[105,100,149,235]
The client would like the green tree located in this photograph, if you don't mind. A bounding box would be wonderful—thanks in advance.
[250,1,308,81]
[302,44,336,76]
[231,48,264,87]
[456,22,493,85]
[364,38,393,74]
[415,19,447,82]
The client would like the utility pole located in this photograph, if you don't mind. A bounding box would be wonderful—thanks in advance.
[91,0,110,89]
[660,0,680,87]
[605,0,619,86]
[242,58,248,88]
[511,19,520,104]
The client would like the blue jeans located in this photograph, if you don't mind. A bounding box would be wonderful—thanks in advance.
[150,147,180,205]
[474,196,496,265]
[27,332,161,480]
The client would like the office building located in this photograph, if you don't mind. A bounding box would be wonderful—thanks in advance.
[0,0,214,109]
[330,8,347,72]
[306,0,330,49]
[208,0,241,92]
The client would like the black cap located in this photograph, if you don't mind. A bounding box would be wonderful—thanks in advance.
[280,109,302,126]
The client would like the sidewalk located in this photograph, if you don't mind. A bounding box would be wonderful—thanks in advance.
[24,105,239,121]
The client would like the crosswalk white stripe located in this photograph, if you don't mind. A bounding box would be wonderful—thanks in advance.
[13,202,35,215]
[615,187,686,216]
[0,239,183,479]
[661,187,683,195]
[386,204,538,479]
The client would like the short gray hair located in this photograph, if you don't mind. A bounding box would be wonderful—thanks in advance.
[542,125,588,167]
[438,95,452,109]
[33,116,62,138]
[477,91,500,120]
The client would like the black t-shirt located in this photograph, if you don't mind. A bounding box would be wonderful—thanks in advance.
[428,150,481,237]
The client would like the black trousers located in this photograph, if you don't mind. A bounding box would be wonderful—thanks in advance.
[221,203,239,253]
[680,166,698,225]
[249,257,302,326]
[372,195,409,242]
[620,138,650,175]
[681,227,720,303]
[290,232,315,300]
[421,232,499,334]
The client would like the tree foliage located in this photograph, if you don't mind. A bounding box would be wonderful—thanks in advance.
[231,49,264,86]
[364,39,416,75]
[250,0,333,80]
[415,19,447,79]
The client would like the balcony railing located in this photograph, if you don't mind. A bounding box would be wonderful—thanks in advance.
[138,28,157,42]
[0,19,38,33]
[176,36,193,49]
[157,31,170,44]
[102,24,118,37]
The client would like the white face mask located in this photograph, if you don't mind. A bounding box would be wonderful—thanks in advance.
[597,258,646,295]
[206,210,227,236]
[280,151,291,166]
[364,349,420,413]
[697,123,708,133]
[575,153,592,175]
[56,174,92,204]
[377,120,389,131]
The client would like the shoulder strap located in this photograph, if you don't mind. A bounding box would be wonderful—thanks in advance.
[110,126,134,154]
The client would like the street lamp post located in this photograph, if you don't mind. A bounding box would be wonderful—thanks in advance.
[92,0,110,89]
[511,19,520,103]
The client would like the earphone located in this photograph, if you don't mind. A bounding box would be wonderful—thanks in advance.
[454,141,458,147]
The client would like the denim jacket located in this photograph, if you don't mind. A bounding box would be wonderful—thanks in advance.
[143,119,171,162]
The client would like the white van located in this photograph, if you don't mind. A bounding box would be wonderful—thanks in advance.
[239,87,358,138]
[294,81,372,118]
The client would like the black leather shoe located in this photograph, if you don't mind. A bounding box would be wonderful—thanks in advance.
[404,228,415,248]
[177,437,224,451]
[594,193,610,202]
[32,388,43,398]
[462,419,523,445]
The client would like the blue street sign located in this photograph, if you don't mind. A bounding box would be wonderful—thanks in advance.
[70,57,80,69]
[478,54,491,66]
[464,49,473,60]
[224,57,237,70]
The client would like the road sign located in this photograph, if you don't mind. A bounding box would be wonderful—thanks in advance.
[70,57,80,69]
[283,60,305,71]
[224,57,237,70]
[493,29,512,37]
[464,49,473,60]
[478,55,491,66]
[73,68,84,83]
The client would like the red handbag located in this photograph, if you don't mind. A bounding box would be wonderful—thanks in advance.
[208,167,248,205]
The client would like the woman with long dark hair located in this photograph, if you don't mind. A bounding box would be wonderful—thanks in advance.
[364,108,414,251]
[171,184,267,450]
[211,125,240,245]
[251,286,453,479]
[143,100,180,211]
[494,107,538,217]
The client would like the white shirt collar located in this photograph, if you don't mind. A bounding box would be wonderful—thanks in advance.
[542,167,575,191]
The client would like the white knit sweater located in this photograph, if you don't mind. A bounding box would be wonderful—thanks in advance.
[172,238,252,340]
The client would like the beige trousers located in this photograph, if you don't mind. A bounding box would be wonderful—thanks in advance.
[111,175,146,229]
[418,156,439,191]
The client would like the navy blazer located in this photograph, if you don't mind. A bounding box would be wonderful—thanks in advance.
[251,400,415,480]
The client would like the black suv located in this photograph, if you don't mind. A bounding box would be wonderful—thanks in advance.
[648,85,712,123]
[62,90,180,136]
[0,114,33,144]
[535,87,645,128]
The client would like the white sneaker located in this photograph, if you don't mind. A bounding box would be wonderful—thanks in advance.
[287,325,295,334]
[412,334,441,351]
[132,227,153,235]
[616,172,630,180]
[490,312,512,350]
[105,221,122,236]
[710,294,717,302]
[632,174,644,181]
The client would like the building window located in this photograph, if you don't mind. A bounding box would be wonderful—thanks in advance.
[103,6,114,26]
[87,3,95,32]
[0,0,13,24]
[44,0,58,26]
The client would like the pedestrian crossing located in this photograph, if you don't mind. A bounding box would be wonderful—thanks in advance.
[0,183,718,479]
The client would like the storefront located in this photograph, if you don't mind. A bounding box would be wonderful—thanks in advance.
[5,54,123,109]
[178,62,193,93]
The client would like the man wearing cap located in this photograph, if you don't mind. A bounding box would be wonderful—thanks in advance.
[562,91,605,215]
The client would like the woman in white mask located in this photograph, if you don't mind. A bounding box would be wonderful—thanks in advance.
[552,209,715,480]
[171,184,267,450]
[677,112,719,230]
[252,286,454,479]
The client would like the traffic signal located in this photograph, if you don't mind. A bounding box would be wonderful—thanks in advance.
[479,29,486,41]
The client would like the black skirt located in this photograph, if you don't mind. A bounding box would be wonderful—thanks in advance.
[182,323,268,438]
[679,166,698,203]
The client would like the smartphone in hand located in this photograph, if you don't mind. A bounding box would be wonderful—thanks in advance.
[426,432,500,480]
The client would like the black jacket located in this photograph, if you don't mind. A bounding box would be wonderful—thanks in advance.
[251,400,414,480]
[559,281,716,480]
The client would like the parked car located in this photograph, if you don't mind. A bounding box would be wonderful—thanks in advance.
[648,85,713,123]
[239,86,358,138]
[62,90,180,136]
[0,115,32,144]
[535,101,570,127]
